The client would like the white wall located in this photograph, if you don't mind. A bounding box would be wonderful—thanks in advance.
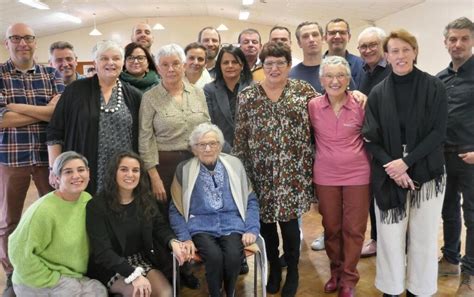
[0,16,304,65]
[349,0,474,75]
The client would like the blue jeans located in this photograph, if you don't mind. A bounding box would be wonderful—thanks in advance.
[442,152,474,275]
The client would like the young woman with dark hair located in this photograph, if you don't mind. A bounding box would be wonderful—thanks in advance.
[86,151,186,297]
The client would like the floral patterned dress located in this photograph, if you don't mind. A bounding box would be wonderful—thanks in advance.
[233,79,317,223]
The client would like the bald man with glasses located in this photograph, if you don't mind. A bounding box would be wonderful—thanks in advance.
[0,23,64,297]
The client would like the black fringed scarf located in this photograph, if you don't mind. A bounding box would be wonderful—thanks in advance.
[362,67,447,223]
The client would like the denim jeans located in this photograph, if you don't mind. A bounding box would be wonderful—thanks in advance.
[442,152,474,275]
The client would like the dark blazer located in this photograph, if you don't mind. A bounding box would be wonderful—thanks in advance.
[47,75,142,195]
[204,79,252,147]
[86,196,176,285]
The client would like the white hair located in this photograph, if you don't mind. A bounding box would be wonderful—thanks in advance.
[319,55,351,78]
[357,26,387,43]
[92,40,124,61]
[155,43,186,65]
[189,123,225,148]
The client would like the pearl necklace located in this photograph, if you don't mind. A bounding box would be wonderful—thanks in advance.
[100,80,123,113]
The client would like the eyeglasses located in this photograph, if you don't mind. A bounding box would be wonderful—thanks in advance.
[194,141,220,151]
[8,35,35,44]
[263,60,288,69]
[322,73,348,81]
[159,62,182,70]
[126,55,147,63]
[358,42,379,52]
[327,30,348,37]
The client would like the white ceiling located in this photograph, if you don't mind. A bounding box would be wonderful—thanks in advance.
[0,0,430,37]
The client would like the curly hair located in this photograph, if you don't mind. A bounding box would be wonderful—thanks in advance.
[96,151,158,221]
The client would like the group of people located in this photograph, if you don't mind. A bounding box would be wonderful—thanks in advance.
[0,14,472,297]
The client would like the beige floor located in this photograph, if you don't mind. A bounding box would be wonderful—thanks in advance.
[0,183,467,296]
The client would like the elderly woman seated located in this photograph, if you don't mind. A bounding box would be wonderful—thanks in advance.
[169,123,260,297]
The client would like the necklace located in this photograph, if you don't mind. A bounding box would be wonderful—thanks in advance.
[100,79,123,113]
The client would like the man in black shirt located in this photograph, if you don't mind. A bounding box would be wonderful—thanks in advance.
[356,26,392,259]
[357,27,392,96]
[437,17,474,296]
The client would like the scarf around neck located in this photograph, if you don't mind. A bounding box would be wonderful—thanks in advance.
[120,70,160,92]
[362,67,446,223]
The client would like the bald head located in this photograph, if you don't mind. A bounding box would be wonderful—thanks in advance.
[131,23,154,51]
[4,23,37,70]
[5,23,35,40]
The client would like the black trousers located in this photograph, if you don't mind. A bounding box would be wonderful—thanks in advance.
[192,233,243,297]
[442,152,474,274]
[260,218,300,269]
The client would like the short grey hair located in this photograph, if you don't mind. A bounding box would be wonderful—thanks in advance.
[92,40,124,62]
[319,55,351,78]
[49,41,75,59]
[155,43,186,65]
[357,27,387,43]
[443,17,473,38]
[52,151,89,177]
[189,123,225,148]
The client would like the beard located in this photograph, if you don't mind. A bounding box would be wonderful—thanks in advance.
[206,48,219,60]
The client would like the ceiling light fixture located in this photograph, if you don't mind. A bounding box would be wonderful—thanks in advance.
[18,0,50,10]
[56,12,82,24]
[239,10,250,20]
[242,0,254,5]
[153,23,165,30]
[89,13,102,36]
[153,7,165,30]
[216,24,228,31]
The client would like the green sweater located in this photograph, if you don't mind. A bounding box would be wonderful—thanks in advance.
[9,191,92,288]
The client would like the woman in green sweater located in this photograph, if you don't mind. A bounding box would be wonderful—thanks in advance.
[8,151,107,296]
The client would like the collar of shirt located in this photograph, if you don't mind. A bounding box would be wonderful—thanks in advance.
[6,59,36,74]
[321,92,356,111]
[447,55,474,74]
[323,50,358,66]
[250,58,262,71]
[363,58,388,72]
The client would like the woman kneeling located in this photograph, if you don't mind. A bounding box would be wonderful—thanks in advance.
[9,151,107,296]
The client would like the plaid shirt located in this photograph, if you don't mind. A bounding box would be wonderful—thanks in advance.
[0,59,64,167]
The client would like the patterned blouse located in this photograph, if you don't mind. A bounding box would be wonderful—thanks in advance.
[97,86,133,190]
[233,79,317,223]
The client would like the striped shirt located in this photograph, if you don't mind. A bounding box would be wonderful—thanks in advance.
[0,59,64,167]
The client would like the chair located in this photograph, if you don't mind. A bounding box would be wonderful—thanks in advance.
[172,234,267,297]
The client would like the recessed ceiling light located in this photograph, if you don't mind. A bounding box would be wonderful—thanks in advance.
[56,12,82,24]
[18,0,50,10]
[239,11,250,20]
